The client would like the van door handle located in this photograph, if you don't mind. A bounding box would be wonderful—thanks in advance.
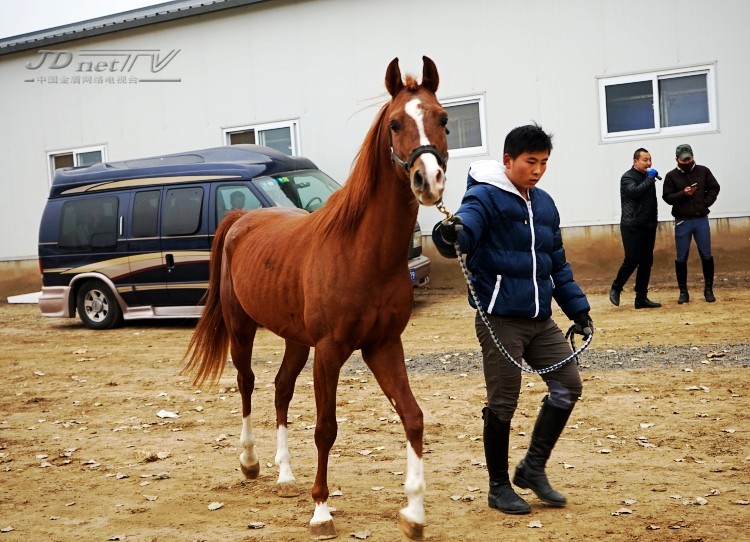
[165,253,175,272]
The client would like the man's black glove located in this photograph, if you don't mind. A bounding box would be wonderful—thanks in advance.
[437,215,463,244]
[572,312,593,338]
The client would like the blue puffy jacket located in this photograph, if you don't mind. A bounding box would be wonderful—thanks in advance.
[433,160,589,320]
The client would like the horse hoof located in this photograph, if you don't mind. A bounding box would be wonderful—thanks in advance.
[398,512,424,541]
[240,461,260,479]
[309,519,337,540]
[275,480,301,497]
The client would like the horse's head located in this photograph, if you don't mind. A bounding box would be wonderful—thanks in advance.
[385,56,448,206]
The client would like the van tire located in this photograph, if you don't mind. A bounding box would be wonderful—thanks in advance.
[76,280,123,330]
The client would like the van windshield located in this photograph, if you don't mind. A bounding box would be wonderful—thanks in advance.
[253,170,341,212]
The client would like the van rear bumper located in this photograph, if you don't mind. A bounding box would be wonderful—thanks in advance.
[39,286,73,317]
[409,255,431,287]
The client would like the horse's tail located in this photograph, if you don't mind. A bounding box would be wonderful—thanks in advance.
[182,212,243,387]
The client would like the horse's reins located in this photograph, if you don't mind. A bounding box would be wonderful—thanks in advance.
[434,200,593,374]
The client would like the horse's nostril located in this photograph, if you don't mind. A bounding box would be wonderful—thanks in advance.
[412,170,424,190]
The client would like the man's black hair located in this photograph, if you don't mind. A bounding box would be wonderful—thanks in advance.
[503,123,553,159]
[633,148,649,160]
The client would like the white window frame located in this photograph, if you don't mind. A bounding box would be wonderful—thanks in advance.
[47,145,107,185]
[441,94,487,158]
[598,64,717,142]
[223,119,301,156]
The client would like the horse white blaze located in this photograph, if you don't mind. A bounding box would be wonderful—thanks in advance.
[239,415,258,470]
[405,97,445,196]
[275,424,295,485]
[310,501,334,525]
[405,98,429,146]
[400,441,426,524]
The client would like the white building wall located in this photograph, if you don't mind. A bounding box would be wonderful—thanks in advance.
[1,0,748,260]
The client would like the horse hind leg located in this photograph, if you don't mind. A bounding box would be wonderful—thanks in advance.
[362,340,425,541]
[273,340,310,498]
[226,311,261,480]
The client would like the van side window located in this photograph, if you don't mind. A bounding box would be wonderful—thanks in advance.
[58,196,119,250]
[132,190,160,238]
[216,185,261,222]
[163,187,203,236]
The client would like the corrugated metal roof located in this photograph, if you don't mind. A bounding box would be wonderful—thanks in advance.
[0,0,271,56]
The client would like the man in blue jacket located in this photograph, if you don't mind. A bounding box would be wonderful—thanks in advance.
[433,124,592,515]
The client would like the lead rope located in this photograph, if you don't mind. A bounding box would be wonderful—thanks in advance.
[435,201,593,374]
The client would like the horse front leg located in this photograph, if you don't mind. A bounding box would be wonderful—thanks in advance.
[362,339,425,541]
[273,340,310,497]
[308,341,349,540]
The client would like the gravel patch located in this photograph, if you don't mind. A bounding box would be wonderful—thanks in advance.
[341,344,750,375]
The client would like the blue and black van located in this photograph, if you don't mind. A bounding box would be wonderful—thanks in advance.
[38,145,430,329]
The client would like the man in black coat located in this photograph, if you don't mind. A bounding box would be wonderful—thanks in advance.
[662,144,721,303]
[609,148,662,309]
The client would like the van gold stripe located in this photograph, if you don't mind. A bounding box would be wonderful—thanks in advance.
[55,251,209,276]
[62,175,242,195]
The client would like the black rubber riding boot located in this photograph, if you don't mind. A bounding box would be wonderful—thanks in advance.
[702,257,716,302]
[634,296,661,309]
[608,286,621,307]
[512,397,574,507]
[675,260,689,304]
[482,407,530,515]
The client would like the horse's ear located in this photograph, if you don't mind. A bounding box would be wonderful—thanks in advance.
[385,57,404,97]
[421,56,439,93]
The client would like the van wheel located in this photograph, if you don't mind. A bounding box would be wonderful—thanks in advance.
[76,280,123,330]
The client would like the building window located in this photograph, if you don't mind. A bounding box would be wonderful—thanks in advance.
[224,120,300,155]
[48,145,106,183]
[598,65,716,141]
[442,95,486,157]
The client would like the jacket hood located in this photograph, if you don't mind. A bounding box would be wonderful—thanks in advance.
[468,160,524,198]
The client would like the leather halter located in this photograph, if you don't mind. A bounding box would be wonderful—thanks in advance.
[388,129,448,174]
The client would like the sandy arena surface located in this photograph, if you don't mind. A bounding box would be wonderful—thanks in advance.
[1,277,749,541]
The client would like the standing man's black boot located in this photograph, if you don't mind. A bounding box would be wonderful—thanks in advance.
[512,397,574,507]
[675,260,689,304]
[482,407,530,514]
[634,296,662,309]
[702,257,716,302]
[608,286,621,306]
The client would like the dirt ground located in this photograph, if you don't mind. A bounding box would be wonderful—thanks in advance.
[1,276,749,541]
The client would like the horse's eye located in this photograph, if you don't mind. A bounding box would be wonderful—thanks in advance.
[439,116,448,127]
[389,120,400,132]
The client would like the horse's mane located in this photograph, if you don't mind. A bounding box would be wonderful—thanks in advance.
[404,74,418,91]
[314,76,421,236]
[314,101,390,235]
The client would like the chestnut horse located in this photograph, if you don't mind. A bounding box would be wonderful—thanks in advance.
[184,56,448,540]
